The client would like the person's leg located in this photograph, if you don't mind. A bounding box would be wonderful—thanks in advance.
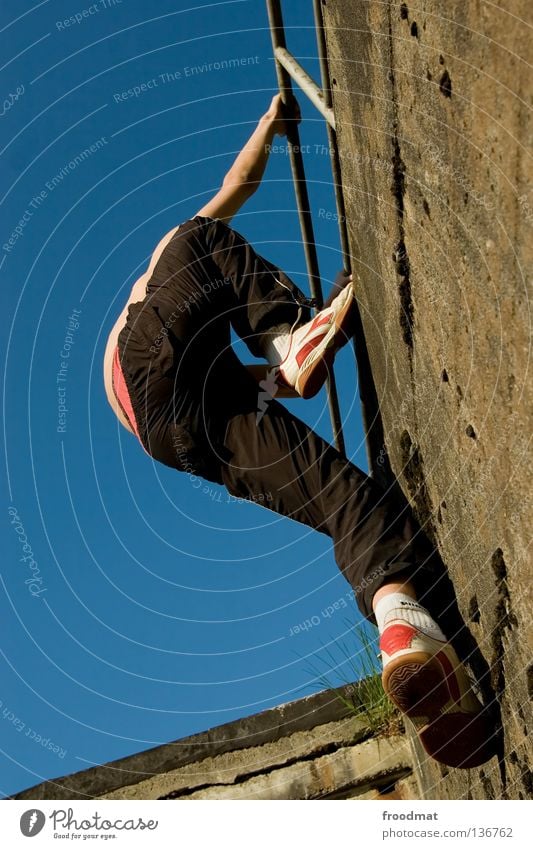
[212,374,495,769]
[145,215,313,358]
[140,217,494,768]
[196,215,358,397]
[193,214,314,357]
[134,214,312,476]
[217,385,422,621]
[144,216,428,610]
[372,580,417,607]
[143,218,423,605]
[145,215,356,403]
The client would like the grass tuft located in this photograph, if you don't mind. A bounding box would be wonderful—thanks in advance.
[303,618,401,735]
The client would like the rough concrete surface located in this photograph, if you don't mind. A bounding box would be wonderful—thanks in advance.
[322,0,532,799]
[106,715,373,800]
[12,682,418,801]
[169,734,413,800]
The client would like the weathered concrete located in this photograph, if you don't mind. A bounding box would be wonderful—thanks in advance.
[171,735,413,800]
[106,715,374,800]
[11,682,418,801]
[322,0,532,799]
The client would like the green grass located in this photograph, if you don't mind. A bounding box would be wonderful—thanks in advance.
[303,618,401,735]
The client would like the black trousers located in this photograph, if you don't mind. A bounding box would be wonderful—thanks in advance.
[117,215,422,622]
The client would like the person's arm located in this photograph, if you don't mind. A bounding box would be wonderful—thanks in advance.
[195,94,300,224]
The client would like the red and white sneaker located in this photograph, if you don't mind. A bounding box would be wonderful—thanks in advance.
[277,276,356,399]
[380,622,496,768]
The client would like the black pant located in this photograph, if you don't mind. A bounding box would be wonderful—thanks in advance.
[117,216,421,622]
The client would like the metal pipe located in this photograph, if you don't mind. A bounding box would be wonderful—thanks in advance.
[274,46,336,129]
[266,0,346,454]
[312,0,350,266]
[312,0,393,486]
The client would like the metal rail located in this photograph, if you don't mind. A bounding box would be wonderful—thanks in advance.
[266,0,393,484]
[266,0,345,455]
[273,46,336,129]
[311,0,393,487]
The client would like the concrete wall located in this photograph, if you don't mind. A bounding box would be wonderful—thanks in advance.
[12,684,419,801]
[322,0,532,799]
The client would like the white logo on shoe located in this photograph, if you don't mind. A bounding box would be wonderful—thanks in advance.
[256,367,279,424]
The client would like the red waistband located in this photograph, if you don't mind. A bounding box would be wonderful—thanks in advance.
[112,345,143,442]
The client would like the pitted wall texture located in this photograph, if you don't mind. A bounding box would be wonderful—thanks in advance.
[322,0,532,799]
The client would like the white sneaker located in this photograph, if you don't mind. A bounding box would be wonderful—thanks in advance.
[380,620,496,768]
[277,276,355,398]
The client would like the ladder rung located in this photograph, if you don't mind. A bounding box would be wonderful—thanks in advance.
[274,46,336,130]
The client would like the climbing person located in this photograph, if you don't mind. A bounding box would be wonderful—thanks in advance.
[103,94,494,769]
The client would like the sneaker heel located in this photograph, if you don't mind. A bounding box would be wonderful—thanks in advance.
[384,654,450,718]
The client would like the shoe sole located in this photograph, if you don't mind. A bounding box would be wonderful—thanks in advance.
[295,283,355,399]
[383,652,495,769]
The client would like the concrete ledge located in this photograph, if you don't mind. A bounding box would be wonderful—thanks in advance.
[167,734,413,800]
[12,682,377,800]
[105,715,373,800]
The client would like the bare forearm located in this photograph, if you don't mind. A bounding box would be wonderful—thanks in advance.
[223,114,276,191]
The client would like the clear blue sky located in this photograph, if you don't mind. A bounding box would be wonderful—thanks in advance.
[1,0,372,797]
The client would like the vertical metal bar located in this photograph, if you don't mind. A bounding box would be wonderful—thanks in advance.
[266,0,346,455]
[312,0,350,266]
[312,0,393,488]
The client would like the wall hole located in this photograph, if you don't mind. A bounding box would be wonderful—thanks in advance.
[440,70,452,97]
[491,547,507,582]
[468,595,481,624]
[527,665,533,699]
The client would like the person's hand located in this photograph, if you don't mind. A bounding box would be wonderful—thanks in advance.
[334,269,352,289]
[322,270,353,309]
[264,93,301,137]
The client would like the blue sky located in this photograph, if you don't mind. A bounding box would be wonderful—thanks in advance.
[1,0,372,797]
